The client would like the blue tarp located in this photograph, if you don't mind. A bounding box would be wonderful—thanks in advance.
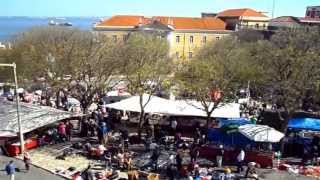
[288,118,320,131]
[207,128,255,148]
[218,118,251,127]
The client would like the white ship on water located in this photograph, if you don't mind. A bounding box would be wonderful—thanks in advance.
[48,18,72,26]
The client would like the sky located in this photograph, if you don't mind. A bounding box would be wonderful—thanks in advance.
[1,0,319,18]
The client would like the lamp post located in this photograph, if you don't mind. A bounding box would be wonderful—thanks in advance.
[0,63,24,153]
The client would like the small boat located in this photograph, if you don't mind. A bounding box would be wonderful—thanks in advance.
[48,19,72,26]
[48,20,57,25]
[62,22,72,26]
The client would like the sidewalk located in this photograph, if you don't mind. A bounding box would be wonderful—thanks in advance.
[15,142,90,179]
[0,155,63,180]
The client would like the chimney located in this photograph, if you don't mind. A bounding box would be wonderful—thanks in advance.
[138,16,143,26]
[167,17,174,25]
[201,13,217,18]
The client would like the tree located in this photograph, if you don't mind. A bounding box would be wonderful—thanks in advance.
[69,33,121,111]
[234,29,265,43]
[175,37,249,128]
[0,48,14,82]
[251,28,320,133]
[6,26,122,110]
[117,33,172,136]
[10,26,82,86]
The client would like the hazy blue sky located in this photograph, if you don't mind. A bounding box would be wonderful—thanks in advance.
[1,0,319,17]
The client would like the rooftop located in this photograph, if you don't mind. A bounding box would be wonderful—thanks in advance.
[217,8,268,18]
[96,15,226,30]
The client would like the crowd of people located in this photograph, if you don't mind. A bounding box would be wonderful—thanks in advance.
[2,87,265,180]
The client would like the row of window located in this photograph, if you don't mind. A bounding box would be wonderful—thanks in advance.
[306,10,320,18]
[176,35,220,44]
[112,34,128,42]
[111,34,221,43]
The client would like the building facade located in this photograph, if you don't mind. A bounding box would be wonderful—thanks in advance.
[94,15,231,60]
[216,8,270,31]
[268,16,301,30]
[299,6,320,26]
[269,6,320,30]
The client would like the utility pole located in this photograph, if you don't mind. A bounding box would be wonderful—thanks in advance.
[0,63,24,153]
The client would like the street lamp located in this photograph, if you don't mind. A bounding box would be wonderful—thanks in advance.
[0,63,24,153]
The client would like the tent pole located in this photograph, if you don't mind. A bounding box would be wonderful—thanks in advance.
[13,63,25,153]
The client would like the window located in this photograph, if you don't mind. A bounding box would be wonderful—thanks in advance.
[311,11,315,18]
[176,52,179,58]
[122,35,128,41]
[188,52,193,59]
[189,36,194,43]
[255,23,259,29]
[307,11,311,17]
[216,36,220,40]
[112,35,118,42]
[176,36,180,43]
[202,36,207,43]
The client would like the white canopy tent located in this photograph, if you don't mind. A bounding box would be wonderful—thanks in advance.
[106,90,131,97]
[105,94,240,118]
[105,94,172,113]
[238,124,284,143]
[170,100,240,118]
[0,99,83,137]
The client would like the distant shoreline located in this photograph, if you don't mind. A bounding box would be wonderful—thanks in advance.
[0,16,104,41]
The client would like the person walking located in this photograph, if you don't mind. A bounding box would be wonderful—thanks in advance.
[190,143,199,163]
[58,122,67,142]
[151,148,160,171]
[237,148,245,173]
[23,151,31,171]
[5,160,16,180]
[176,153,182,171]
[171,119,178,136]
[216,145,224,168]
[66,121,73,141]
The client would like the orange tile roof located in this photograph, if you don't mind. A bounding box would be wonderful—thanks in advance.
[96,15,226,30]
[217,8,268,18]
[98,15,144,26]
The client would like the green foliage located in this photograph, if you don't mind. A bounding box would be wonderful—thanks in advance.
[175,37,245,119]
[249,28,320,131]
[119,33,172,97]
[0,49,14,82]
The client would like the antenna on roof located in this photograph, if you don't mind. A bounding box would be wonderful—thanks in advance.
[272,0,276,18]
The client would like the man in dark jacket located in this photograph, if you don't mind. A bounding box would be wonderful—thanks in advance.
[5,160,15,180]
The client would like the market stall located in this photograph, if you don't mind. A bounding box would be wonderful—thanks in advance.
[199,145,274,168]
[205,124,284,168]
[288,117,320,131]
[0,99,83,155]
[238,124,284,143]
[105,94,240,118]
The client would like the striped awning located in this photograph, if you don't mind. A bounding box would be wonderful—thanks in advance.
[238,124,284,143]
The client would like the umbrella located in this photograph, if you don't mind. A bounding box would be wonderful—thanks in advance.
[238,124,284,143]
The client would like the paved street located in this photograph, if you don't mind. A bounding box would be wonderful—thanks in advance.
[0,155,63,180]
